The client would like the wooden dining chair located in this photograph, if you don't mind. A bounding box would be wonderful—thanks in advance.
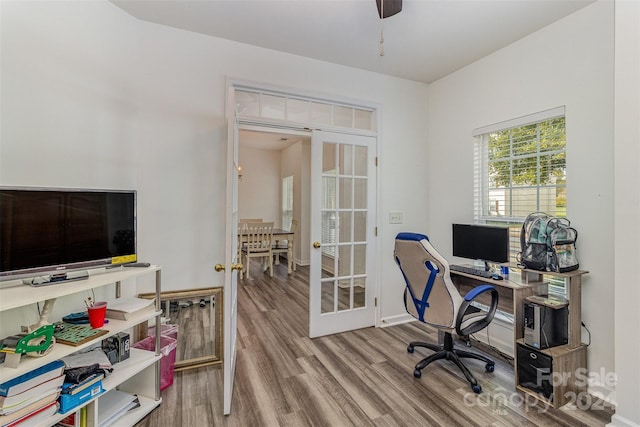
[240,221,274,280]
[237,219,263,272]
[273,219,297,272]
[239,218,263,223]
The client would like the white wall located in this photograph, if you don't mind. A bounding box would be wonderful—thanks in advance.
[237,146,281,225]
[0,1,138,188]
[426,0,615,399]
[611,1,640,425]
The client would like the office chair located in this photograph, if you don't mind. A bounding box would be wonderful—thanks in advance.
[394,232,499,393]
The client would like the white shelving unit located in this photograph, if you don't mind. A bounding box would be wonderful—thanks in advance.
[0,265,163,427]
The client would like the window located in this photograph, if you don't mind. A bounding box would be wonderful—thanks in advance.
[321,174,337,258]
[282,175,293,231]
[473,107,567,263]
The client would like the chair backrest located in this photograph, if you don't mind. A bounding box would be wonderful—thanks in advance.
[239,218,263,224]
[243,222,274,254]
[394,233,464,329]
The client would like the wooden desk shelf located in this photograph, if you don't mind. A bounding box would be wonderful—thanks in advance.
[514,267,588,408]
[451,266,588,408]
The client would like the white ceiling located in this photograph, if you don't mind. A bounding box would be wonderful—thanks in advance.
[239,129,310,151]
[112,0,594,84]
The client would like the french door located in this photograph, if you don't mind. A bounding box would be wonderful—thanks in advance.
[309,131,377,338]
[223,86,240,415]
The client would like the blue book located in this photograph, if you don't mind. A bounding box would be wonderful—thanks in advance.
[58,381,103,413]
[61,373,105,396]
[0,360,65,397]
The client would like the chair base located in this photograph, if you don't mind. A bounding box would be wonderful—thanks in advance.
[407,332,495,393]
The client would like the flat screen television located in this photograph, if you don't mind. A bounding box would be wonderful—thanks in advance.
[452,223,509,266]
[0,187,136,282]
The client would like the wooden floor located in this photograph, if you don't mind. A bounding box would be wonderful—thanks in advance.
[136,262,614,426]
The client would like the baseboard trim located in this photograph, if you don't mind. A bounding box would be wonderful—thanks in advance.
[380,313,415,327]
[588,379,616,407]
[608,414,640,427]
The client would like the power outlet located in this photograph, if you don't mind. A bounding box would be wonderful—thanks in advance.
[389,211,403,224]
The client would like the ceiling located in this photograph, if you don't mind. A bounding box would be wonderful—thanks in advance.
[239,129,310,151]
[112,0,594,84]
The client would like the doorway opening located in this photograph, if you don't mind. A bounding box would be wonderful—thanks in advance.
[238,128,312,271]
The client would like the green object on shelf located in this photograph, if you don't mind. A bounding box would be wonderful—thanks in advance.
[0,324,55,354]
[54,322,108,346]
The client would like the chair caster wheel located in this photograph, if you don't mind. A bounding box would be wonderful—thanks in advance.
[485,363,495,373]
[413,369,422,378]
[407,345,414,353]
[472,384,482,394]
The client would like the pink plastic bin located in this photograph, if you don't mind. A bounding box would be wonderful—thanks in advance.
[132,335,177,391]
[148,324,179,340]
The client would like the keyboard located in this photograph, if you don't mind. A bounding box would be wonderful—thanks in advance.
[449,264,501,279]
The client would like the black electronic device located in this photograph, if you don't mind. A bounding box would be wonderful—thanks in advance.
[452,223,510,267]
[124,262,151,268]
[0,187,136,282]
[523,296,568,349]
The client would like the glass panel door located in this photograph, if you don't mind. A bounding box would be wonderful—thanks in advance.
[310,131,376,337]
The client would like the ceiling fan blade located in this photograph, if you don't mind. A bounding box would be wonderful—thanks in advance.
[376,0,403,19]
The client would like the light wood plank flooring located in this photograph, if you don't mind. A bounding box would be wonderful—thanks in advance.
[136,262,614,426]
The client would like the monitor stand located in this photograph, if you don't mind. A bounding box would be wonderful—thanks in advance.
[473,259,490,271]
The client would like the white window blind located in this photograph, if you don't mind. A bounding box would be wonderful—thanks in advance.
[473,107,567,295]
[322,174,337,257]
[282,176,293,230]
[473,108,567,268]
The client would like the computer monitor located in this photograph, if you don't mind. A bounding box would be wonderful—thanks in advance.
[452,223,509,267]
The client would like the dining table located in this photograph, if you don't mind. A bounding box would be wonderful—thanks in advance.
[237,228,295,274]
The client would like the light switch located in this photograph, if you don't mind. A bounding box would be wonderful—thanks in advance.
[389,211,403,224]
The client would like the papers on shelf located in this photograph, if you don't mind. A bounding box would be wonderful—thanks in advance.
[97,389,140,427]
[105,297,154,320]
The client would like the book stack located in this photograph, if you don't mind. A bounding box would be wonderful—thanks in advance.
[105,297,154,321]
[0,360,65,427]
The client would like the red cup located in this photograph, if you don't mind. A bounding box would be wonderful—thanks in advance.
[87,301,107,328]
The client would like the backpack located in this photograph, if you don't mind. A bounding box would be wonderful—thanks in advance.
[518,212,579,273]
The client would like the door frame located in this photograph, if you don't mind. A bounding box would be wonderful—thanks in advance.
[226,78,383,314]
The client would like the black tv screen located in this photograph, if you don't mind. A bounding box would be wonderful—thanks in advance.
[452,223,509,264]
[0,187,136,281]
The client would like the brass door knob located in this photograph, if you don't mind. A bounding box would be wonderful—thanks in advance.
[313,241,321,249]
[232,263,243,271]
[214,264,225,272]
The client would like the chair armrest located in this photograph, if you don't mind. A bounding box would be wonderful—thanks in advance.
[455,285,499,336]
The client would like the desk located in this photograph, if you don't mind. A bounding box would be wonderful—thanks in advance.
[450,269,546,351]
[238,228,295,274]
[450,266,588,407]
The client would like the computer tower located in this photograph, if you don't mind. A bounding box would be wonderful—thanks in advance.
[523,296,568,349]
